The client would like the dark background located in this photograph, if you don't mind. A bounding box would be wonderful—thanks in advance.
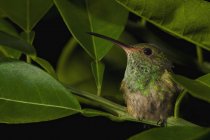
[1,6,210,140]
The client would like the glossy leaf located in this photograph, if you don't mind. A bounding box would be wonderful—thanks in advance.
[0,59,81,123]
[129,127,210,140]
[54,0,128,60]
[115,0,210,50]
[31,56,57,78]
[0,0,53,31]
[0,31,36,55]
[172,74,210,103]
[91,61,105,96]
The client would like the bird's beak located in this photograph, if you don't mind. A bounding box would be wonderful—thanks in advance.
[87,32,131,51]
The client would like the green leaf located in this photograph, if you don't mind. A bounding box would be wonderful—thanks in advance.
[31,56,57,78]
[0,58,81,123]
[57,40,124,101]
[56,37,80,83]
[172,74,210,103]
[0,0,53,31]
[167,117,198,127]
[0,19,21,58]
[115,0,210,51]
[56,38,96,93]
[0,9,6,18]
[54,0,128,60]
[0,31,36,55]
[0,46,21,59]
[91,61,105,96]
[129,127,210,140]
[0,19,18,36]
[56,37,77,65]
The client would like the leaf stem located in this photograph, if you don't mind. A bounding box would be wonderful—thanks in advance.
[91,61,104,96]
[196,46,203,65]
[26,55,31,63]
[25,31,31,63]
[174,90,187,118]
[95,61,101,96]
[66,85,126,112]
[97,85,102,96]
[138,18,146,27]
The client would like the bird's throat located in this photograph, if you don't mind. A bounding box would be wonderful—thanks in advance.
[123,59,162,95]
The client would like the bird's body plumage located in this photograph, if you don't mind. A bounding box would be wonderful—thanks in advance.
[88,32,180,123]
[120,44,179,122]
[121,69,178,122]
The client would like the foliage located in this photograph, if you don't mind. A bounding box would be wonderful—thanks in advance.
[0,0,210,139]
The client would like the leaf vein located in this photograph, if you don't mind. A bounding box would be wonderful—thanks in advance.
[26,0,30,32]
[0,97,81,112]
[85,0,97,60]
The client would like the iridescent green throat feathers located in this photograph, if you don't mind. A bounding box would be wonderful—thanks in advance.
[88,32,180,123]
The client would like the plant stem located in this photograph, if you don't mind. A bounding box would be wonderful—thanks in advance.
[26,55,31,63]
[138,18,147,27]
[91,61,104,96]
[25,31,32,63]
[96,61,101,96]
[97,85,101,96]
[196,46,203,65]
[174,90,187,118]
[66,85,126,112]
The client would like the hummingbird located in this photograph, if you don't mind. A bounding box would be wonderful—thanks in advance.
[88,32,180,124]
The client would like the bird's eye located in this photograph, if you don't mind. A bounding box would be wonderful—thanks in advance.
[143,48,152,56]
